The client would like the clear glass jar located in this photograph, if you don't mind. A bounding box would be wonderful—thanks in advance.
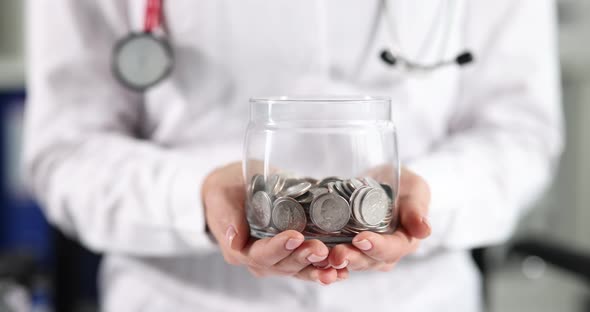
[243,96,399,244]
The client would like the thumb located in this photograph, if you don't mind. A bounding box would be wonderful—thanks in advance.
[398,167,431,239]
[205,185,250,252]
[399,198,431,239]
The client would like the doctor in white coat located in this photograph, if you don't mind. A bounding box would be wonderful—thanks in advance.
[24,0,563,311]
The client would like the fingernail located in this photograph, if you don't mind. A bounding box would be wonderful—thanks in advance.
[353,239,373,251]
[285,238,303,251]
[226,225,237,248]
[307,254,327,263]
[311,260,331,269]
[317,280,329,286]
[333,259,349,270]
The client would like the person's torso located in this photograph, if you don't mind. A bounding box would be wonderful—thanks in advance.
[102,1,479,311]
[130,0,467,163]
[101,250,481,312]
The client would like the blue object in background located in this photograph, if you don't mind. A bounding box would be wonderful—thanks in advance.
[0,89,53,270]
[1,89,101,311]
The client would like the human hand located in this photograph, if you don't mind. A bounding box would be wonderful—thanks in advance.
[327,167,431,272]
[202,162,348,285]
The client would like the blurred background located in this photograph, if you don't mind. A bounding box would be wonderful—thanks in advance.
[0,1,589,311]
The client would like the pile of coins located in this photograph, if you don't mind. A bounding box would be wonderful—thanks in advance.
[247,174,396,238]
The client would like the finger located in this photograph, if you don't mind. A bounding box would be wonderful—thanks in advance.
[351,230,418,263]
[399,198,431,239]
[399,168,431,238]
[204,184,250,251]
[375,262,396,272]
[295,266,339,285]
[312,258,331,269]
[244,230,305,268]
[273,239,329,274]
[336,268,349,281]
[399,167,431,201]
[328,244,375,271]
[247,266,269,278]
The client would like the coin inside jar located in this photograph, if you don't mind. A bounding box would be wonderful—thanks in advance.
[380,183,395,203]
[294,191,314,204]
[279,181,312,198]
[266,174,286,196]
[350,186,371,223]
[247,173,397,240]
[318,176,343,187]
[250,191,272,228]
[309,187,329,197]
[250,174,266,194]
[309,193,351,232]
[362,177,382,189]
[359,188,390,226]
[271,197,307,232]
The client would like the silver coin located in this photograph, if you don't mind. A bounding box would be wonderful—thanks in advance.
[327,182,337,193]
[250,174,265,194]
[350,178,364,189]
[302,177,319,185]
[363,177,382,189]
[310,193,351,232]
[294,191,314,204]
[309,187,329,197]
[272,197,307,232]
[282,178,303,190]
[350,186,371,224]
[333,181,350,201]
[280,181,312,198]
[342,180,354,196]
[250,191,272,228]
[380,183,395,201]
[318,176,344,187]
[267,174,286,195]
[359,188,390,226]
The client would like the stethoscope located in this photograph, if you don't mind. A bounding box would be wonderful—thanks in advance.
[375,0,473,70]
[112,0,474,91]
[112,0,173,91]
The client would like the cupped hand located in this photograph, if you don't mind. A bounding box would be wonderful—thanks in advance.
[202,162,348,285]
[327,167,431,272]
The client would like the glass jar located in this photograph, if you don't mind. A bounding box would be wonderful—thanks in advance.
[243,96,399,244]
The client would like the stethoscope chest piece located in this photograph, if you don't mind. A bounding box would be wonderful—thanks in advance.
[112,32,173,91]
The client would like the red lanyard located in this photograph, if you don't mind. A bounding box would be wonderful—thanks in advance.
[144,0,163,33]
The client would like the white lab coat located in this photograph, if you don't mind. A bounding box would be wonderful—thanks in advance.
[24,0,563,311]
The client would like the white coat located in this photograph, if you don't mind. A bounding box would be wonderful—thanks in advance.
[24,0,563,311]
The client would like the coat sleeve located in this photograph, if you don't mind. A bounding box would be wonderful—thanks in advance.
[23,0,226,256]
[406,0,564,255]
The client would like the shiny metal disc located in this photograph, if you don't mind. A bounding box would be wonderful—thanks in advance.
[271,197,307,232]
[359,188,390,226]
[310,193,351,232]
[112,33,173,91]
[249,191,272,228]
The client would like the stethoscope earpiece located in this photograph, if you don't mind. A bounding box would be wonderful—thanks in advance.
[455,51,474,66]
[379,49,397,66]
[380,49,397,66]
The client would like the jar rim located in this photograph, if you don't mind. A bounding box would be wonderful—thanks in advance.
[250,95,390,103]
[248,95,393,122]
